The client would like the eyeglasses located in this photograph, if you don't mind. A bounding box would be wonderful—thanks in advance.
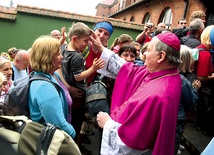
[180,22,187,25]
[53,34,61,37]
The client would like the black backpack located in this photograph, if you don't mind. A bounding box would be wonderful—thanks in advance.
[172,27,189,40]
[4,72,59,117]
[85,75,110,117]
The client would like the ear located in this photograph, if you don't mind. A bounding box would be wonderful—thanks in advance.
[157,51,166,63]
[72,36,77,42]
[119,42,123,47]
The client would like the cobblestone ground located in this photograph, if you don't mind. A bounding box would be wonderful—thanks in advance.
[182,122,212,155]
[82,127,102,155]
[82,126,194,155]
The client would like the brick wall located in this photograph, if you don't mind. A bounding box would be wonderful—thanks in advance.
[0,5,16,20]
[96,0,206,29]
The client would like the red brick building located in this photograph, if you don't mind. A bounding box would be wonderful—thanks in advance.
[96,0,214,29]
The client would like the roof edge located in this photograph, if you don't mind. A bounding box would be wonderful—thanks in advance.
[0,5,17,20]
[13,4,143,30]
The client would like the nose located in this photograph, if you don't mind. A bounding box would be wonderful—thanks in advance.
[9,69,12,75]
[60,54,63,59]
[99,32,105,38]
[126,55,134,62]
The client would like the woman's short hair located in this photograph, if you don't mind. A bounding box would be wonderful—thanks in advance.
[200,25,214,47]
[30,35,61,73]
[0,56,12,69]
[118,45,137,56]
[178,45,195,73]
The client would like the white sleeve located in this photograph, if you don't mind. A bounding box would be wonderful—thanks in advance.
[101,119,150,155]
[97,48,126,79]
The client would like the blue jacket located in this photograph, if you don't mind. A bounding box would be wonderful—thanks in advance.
[134,57,144,66]
[178,74,199,120]
[28,72,76,138]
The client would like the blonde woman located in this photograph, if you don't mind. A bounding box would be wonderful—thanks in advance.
[0,72,6,101]
[195,25,214,136]
[175,45,201,154]
[29,35,76,139]
[0,57,13,102]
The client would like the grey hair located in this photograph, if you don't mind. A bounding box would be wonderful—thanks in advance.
[189,18,204,35]
[154,39,181,66]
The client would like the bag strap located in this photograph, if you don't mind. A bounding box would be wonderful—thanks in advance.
[29,73,60,124]
[93,74,105,83]
[29,73,60,95]
[36,123,57,155]
[82,43,90,59]
[98,74,105,81]
[197,48,207,52]
[12,68,14,81]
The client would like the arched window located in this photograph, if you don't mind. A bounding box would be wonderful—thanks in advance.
[159,7,172,29]
[130,16,134,22]
[207,13,214,26]
[142,12,150,24]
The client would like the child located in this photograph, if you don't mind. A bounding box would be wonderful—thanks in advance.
[110,34,132,54]
[141,42,149,63]
[56,22,104,153]
[130,41,144,66]
[118,44,137,63]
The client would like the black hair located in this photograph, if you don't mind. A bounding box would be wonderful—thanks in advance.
[118,45,137,56]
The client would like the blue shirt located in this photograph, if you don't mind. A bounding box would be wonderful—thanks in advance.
[28,72,76,138]
[12,63,28,81]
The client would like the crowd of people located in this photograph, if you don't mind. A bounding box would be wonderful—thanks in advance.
[0,9,214,155]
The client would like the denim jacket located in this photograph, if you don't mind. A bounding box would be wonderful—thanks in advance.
[178,74,199,120]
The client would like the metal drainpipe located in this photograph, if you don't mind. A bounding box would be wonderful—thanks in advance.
[183,0,189,18]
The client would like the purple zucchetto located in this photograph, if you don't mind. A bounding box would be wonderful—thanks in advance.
[156,32,181,51]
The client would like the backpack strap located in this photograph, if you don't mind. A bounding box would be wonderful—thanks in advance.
[82,43,90,59]
[197,48,207,52]
[29,73,60,95]
[98,74,105,81]
[12,68,14,81]
[93,73,105,82]
[36,123,57,155]
[29,73,60,124]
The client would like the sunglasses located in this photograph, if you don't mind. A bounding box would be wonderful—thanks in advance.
[11,49,18,53]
